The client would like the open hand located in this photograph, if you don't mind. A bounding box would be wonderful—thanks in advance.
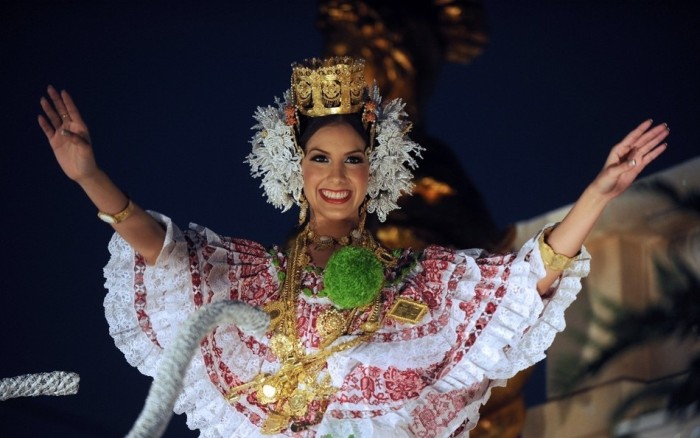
[589,119,669,200]
[38,86,98,182]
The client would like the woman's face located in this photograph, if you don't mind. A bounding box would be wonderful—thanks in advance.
[301,122,369,227]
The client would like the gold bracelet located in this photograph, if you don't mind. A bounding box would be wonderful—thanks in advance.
[538,226,576,271]
[97,199,135,224]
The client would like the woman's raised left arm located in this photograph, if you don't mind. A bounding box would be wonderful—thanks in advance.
[536,119,669,294]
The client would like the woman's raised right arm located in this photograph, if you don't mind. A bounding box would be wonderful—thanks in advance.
[38,85,165,265]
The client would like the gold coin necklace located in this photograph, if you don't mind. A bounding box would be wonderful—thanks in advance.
[227,229,386,434]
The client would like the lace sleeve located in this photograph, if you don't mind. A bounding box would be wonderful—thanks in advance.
[102,212,280,378]
[494,225,590,376]
[102,212,195,376]
[453,223,591,382]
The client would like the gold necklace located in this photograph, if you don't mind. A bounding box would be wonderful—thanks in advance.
[227,230,388,434]
[304,224,359,250]
[305,202,367,251]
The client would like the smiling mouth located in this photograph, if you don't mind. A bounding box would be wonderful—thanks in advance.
[320,189,351,204]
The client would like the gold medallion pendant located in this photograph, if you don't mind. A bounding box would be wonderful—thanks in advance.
[317,307,351,347]
[317,308,346,338]
[269,333,298,359]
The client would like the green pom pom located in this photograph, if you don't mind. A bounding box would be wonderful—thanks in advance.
[323,246,384,309]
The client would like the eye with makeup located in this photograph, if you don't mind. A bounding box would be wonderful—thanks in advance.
[307,153,366,164]
[345,154,365,164]
[309,153,329,163]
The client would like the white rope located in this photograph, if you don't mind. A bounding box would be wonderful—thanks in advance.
[126,300,269,438]
[0,371,80,401]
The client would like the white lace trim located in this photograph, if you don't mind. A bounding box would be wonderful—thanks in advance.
[103,213,278,437]
[320,223,589,435]
[103,216,588,437]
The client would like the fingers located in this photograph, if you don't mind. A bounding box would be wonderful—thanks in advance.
[601,119,669,187]
[37,114,79,145]
[608,119,669,166]
[631,140,667,171]
[618,118,654,147]
[641,142,667,165]
[611,133,668,183]
[41,85,83,130]
[37,114,55,139]
[626,122,669,163]
[61,89,84,124]
[631,126,668,158]
[39,85,92,142]
[40,94,62,130]
[632,122,669,151]
[47,85,72,123]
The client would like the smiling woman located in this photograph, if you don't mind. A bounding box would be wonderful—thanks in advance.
[301,120,370,263]
[34,56,667,437]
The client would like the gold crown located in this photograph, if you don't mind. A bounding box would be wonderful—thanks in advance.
[291,57,367,117]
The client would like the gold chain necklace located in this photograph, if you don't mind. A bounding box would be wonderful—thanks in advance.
[304,219,362,251]
[227,229,391,434]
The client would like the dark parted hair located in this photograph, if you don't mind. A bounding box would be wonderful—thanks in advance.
[298,113,370,151]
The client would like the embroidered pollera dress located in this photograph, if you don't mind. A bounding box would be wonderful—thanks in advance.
[103,212,589,437]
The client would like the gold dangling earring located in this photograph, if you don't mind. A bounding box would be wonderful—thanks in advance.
[298,195,308,226]
[354,200,367,240]
[359,202,367,231]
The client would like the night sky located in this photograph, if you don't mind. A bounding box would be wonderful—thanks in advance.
[1,1,698,436]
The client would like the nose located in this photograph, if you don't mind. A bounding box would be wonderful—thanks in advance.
[328,161,348,182]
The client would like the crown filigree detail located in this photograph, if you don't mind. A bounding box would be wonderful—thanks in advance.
[291,57,367,117]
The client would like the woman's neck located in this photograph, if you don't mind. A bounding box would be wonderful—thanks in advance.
[310,217,359,240]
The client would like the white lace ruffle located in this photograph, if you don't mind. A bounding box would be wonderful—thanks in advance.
[318,224,590,436]
[103,215,589,438]
[103,213,281,437]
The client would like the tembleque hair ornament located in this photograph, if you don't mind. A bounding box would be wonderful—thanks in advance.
[245,57,423,222]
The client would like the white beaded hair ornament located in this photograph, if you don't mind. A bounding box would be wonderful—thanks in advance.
[245,57,424,222]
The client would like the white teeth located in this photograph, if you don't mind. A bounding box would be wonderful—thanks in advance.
[321,190,350,200]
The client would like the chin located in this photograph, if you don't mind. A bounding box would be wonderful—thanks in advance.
[318,211,357,223]
[314,204,362,223]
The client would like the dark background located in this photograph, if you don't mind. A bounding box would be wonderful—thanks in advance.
[1,1,698,436]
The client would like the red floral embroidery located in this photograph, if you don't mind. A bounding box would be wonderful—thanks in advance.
[360,376,375,400]
[383,368,423,401]
[185,235,205,308]
[133,254,161,347]
[410,388,476,436]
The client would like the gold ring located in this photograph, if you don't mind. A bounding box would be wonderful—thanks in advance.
[61,114,69,119]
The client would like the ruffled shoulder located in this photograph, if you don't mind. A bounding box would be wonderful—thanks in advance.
[320,226,590,437]
[399,226,590,382]
[102,212,282,436]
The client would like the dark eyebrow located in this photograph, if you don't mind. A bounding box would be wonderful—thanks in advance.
[307,147,365,156]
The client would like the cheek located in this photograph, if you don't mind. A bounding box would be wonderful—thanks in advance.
[301,164,316,187]
[352,167,370,193]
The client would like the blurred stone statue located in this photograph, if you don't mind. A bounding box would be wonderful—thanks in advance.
[317,0,511,254]
[316,1,526,436]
